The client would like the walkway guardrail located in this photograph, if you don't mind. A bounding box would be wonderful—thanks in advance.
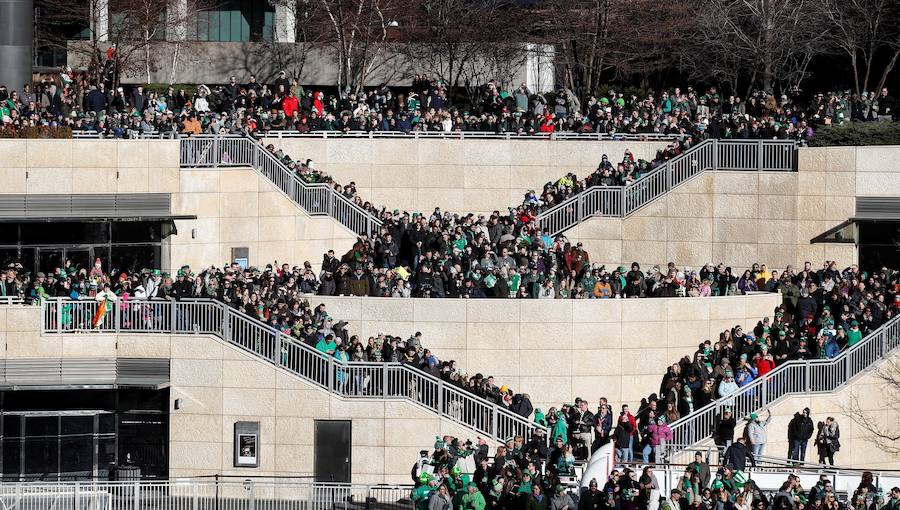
[40,298,536,443]
[262,130,684,141]
[537,139,798,235]
[179,135,381,236]
[0,297,23,305]
[663,313,900,458]
[0,480,415,510]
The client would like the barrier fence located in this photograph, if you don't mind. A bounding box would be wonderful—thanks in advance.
[663,313,900,457]
[179,135,381,237]
[0,480,416,510]
[74,130,683,141]
[537,139,798,235]
[41,298,536,443]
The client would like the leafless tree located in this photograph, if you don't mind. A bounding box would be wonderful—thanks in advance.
[264,0,330,83]
[822,0,900,95]
[847,357,900,454]
[680,0,827,95]
[317,0,400,92]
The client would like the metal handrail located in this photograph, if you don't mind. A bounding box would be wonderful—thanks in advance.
[536,139,798,236]
[0,297,23,305]
[664,314,900,457]
[179,135,381,236]
[262,130,685,141]
[40,298,536,443]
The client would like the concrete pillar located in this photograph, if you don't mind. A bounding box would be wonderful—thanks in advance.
[167,0,187,41]
[525,43,555,94]
[91,0,109,42]
[274,1,296,43]
[0,0,33,92]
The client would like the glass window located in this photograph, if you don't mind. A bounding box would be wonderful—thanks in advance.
[59,437,93,478]
[61,416,94,436]
[193,0,273,42]
[2,438,21,476]
[23,438,58,476]
[20,222,109,246]
[3,415,22,438]
[25,416,58,437]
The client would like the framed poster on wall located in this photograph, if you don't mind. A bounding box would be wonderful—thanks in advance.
[234,421,260,467]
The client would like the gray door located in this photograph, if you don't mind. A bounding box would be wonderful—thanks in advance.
[314,420,351,483]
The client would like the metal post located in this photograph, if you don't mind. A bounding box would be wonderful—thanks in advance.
[74,481,81,510]
[170,298,177,334]
[493,405,500,441]
[620,188,626,216]
[275,332,283,365]
[757,140,764,171]
[212,137,219,168]
[805,361,811,393]
[437,380,444,415]
[56,299,63,334]
[133,481,140,509]
[328,356,335,392]
[845,352,853,383]
[712,139,719,171]
[222,306,230,341]
[382,364,389,397]
[114,299,120,333]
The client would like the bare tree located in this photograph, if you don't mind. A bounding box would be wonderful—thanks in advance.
[823,0,900,94]
[680,0,827,95]
[317,0,400,92]
[264,0,330,83]
[847,357,900,454]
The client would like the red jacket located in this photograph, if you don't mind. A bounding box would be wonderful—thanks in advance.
[283,95,299,118]
[756,357,775,376]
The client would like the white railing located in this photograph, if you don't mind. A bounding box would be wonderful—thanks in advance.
[40,298,536,443]
[537,139,797,235]
[0,296,23,305]
[0,479,415,510]
[179,135,381,237]
[662,314,900,457]
[263,130,683,141]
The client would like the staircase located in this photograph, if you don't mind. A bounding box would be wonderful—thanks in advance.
[179,135,382,237]
[663,314,900,458]
[41,298,535,443]
[537,139,798,236]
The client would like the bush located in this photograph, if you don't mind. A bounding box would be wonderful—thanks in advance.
[809,122,900,147]
[0,126,73,139]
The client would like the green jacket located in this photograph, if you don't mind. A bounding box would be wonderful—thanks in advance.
[461,490,486,510]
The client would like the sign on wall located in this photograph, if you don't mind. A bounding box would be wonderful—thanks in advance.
[234,421,260,467]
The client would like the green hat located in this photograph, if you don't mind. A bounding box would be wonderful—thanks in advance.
[451,466,461,475]
[176,269,184,277]
[616,266,625,273]
[778,330,786,337]
[152,269,161,276]
[851,320,859,327]
[556,484,565,493]
[419,472,433,483]
[468,482,478,489]
[748,412,758,421]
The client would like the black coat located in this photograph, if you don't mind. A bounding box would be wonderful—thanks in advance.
[723,441,755,471]
[788,413,814,441]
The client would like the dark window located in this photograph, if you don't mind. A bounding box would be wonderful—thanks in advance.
[2,439,21,476]
[192,0,273,42]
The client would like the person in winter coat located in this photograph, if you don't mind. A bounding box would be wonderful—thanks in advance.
[526,484,549,510]
[815,418,840,465]
[713,408,737,449]
[427,484,452,510]
[551,485,576,510]
[613,414,635,462]
[787,408,814,462]
[723,437,755,471]
[461,482,486,510]
[579,479,605,510]
[744,410,771,456]
[644,417,673,463]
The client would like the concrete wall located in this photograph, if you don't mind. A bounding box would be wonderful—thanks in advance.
[304,293,781,411]
[170,166,356,272]
[760,352,900,469]
[262,137,669,215]
[569,145,877,271]
[0,139,356,274]
[0,305,476,484]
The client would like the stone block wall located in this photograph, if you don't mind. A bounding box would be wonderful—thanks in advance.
[306,294,781,411]
[570,144,870,270]
[262,138,669,215]
[170,167,357,273]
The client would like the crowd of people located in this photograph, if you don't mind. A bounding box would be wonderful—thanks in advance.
[1,66,898,139]
[411,426,899,510]
[4,254,895,464]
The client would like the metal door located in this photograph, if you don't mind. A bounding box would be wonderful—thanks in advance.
[314,420,351,483]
